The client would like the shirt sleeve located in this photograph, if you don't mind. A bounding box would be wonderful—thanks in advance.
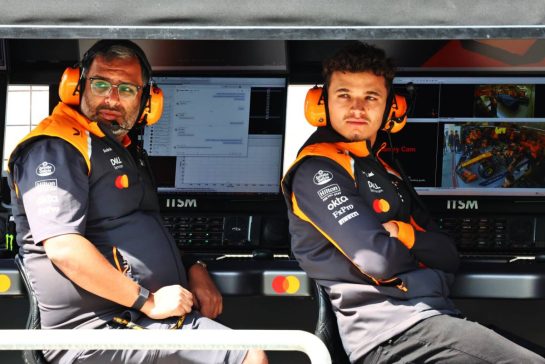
[291,157,419,281]
[11,138,89,244]
[406,199,460,274]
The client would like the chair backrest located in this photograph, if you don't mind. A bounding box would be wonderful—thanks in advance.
[14,255,49,364]
[313,281,351,364]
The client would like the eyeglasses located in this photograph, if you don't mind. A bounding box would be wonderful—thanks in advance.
[88,77,142,100]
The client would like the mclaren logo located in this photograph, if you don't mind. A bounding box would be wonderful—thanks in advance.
[447,200,478,210]
[165,198,197,208]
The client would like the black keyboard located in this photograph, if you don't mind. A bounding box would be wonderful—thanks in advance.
[162,215,225,247]
[436,216,545,256]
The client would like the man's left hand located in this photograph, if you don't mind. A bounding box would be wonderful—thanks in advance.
[187,263,223,319]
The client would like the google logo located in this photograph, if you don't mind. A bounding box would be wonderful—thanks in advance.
[271,275,301,294]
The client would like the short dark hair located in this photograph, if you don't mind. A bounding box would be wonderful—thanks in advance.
[322,42,396,89]
[82,40,151,85]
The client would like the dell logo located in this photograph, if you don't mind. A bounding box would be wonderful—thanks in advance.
[165,198,197,208]
[447,200,478,210]
[110,157,122,166]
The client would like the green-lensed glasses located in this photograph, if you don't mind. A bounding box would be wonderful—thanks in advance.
[88,77,142,100]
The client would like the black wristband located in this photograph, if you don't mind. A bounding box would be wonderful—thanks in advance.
[181,254,199,270]
[131,286,150,310]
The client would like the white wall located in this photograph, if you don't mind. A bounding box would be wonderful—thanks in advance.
[3,85,49,173]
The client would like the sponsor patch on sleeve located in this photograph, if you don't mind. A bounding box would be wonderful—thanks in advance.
[338,211,359,225]
[313,170,333,185]
[33,179,60,216]
[317,183,341,201]
[35,162,55,177]
[34,179,57,191]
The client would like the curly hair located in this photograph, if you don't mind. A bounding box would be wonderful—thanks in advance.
[322,42,396,89]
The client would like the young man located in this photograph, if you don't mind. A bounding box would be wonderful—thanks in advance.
[8,40,266,364]
[282,42,544,363]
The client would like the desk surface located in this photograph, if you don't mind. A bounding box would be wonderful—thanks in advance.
[2,258,545,299]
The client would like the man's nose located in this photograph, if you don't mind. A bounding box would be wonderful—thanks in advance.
[350,97,366,112]
[105,86,121,103]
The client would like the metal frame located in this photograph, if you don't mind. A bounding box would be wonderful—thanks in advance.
[1,25,545,40]
[0,329,332,364]
[2,0,545,40]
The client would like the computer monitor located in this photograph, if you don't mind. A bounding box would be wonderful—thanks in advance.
[386,77,545,196]
[285,77,545,214]
[142,76,287,213]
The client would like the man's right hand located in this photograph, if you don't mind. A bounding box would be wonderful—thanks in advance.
[142,285,194,320]
[382,221,399,238]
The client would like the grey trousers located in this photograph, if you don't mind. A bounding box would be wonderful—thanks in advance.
[48,311,247,364]
[361,315,545,364]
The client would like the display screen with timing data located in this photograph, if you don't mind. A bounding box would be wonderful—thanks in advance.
[143,76,287,195]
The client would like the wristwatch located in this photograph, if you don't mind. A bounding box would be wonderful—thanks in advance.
[131,286,150,310]
[194,260,207,269]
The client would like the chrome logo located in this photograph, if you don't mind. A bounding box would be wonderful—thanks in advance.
[114,174,129,189]
[372,198,390,213]
[272,275,301,294]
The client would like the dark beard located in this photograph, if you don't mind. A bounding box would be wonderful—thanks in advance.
[107,122,127,135]
[93,107,131,134]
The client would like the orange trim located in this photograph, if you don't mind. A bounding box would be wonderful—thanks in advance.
[375,142,401,178]
[336,141,369,157]
[410,216,426,232]
[112,246,123,272]
[301,143,355,179]
[121,135,132,148]
[283,141,370,193]
[396,282,408,292]
[391,220,415,250]
[292,193,380,285]
[8,103,105,175]
[293,193,406,288]
[293,141,370,181]
[285,141,406,290]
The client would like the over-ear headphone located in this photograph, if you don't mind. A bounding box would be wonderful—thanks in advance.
[58,40,163,126]
[304,85,408,133]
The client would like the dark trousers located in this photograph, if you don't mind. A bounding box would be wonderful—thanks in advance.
[361,315,545,364]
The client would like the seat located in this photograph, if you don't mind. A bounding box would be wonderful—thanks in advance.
[313,280,351,364]
[15,255,49,364]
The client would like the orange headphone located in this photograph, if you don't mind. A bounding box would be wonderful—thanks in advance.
[304,85,408,133]
[58,40,164,126]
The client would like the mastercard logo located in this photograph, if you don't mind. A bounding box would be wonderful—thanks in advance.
[272,275,301,294]
[372,198,390,213]
[114,174,129,189]
[0,274,11,293]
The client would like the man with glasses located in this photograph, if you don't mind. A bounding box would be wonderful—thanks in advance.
[8,40,267,364]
